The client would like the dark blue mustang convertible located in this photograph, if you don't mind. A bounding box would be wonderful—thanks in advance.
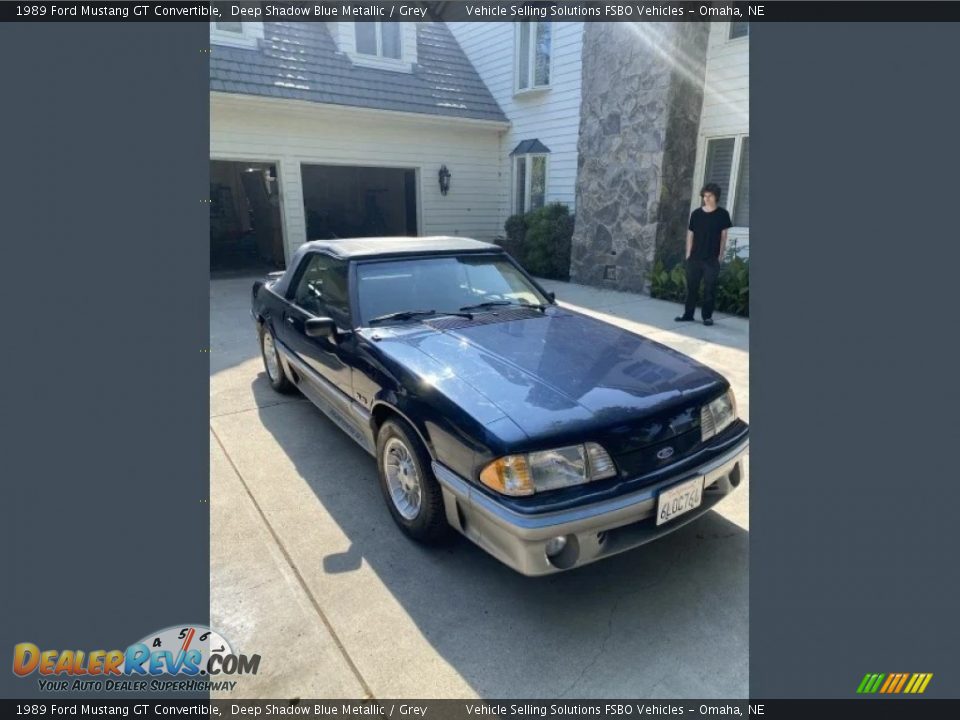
[252,236,748,575]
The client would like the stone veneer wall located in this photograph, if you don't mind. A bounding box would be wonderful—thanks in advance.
[570,22,709,292]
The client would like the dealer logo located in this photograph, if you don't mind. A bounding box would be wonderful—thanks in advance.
[13,624,260,692]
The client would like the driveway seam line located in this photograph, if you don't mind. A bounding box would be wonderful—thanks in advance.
[209,398,308,420]
[211,425,375,699]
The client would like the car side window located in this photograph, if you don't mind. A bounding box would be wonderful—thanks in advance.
[292,254,350,324]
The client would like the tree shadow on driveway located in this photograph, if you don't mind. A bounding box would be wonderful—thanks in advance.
[239,373,749,699]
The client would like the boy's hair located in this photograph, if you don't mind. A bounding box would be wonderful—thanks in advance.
[700,182,722,202]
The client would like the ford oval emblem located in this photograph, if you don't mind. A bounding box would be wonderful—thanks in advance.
[656,446,675,460]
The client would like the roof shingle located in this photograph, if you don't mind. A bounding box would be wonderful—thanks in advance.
[210,23,507,123]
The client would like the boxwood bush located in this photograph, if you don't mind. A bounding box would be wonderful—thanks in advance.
[497,203,574,281]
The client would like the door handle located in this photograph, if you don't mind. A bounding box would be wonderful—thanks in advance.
[286,316,296,326]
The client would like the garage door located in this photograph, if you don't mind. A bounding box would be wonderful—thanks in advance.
[301,164,418,240]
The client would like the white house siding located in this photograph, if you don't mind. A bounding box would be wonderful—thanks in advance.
[692,21,750,252]
[210,93,507,264]
[449,22,584,219]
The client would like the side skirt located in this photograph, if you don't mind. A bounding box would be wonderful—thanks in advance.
[276,343,376,456]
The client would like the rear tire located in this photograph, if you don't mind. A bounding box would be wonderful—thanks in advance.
[259,323,295,394]
[376,418,449,544]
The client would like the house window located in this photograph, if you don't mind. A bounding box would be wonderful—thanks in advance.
[516,21,551,91]
[355,22,401,59]
[511,139,550,214]
[210,20,262,49]
[702,135,749,227]
[729,21,749,40]
[514,155,547,214]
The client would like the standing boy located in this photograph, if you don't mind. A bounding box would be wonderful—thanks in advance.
[675,182,732,326]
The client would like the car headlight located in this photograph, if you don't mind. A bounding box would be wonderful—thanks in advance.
[701,389,737,441]
[479,442,617,496]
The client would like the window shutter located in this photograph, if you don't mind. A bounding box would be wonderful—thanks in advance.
[703,138,736,205]
[733,138,750,227]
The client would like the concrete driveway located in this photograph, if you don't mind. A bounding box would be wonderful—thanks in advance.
[210,275,749,699]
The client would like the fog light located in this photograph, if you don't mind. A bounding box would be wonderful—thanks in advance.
[545,536,567,557]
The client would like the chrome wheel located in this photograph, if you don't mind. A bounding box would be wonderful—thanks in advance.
[262,330,281,382]
[383,437,422,520]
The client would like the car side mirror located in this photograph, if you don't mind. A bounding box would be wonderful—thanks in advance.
[546,291,556,303]
[305,317,337,339]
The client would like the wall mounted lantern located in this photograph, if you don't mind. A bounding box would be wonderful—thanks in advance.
[438,165,451,196]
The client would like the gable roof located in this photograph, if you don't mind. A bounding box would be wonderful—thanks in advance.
[210,22,507,123]
[510,139,552,155]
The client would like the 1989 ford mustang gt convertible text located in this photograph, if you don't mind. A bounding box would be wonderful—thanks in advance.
[252,237,749,575]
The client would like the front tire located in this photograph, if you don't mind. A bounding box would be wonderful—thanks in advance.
[259,323,295,394]
[376,418,449,544]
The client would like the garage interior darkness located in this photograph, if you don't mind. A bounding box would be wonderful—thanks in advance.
[301,164,418,241]
[210,161,285,275]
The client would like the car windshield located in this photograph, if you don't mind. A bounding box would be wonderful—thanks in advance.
[356,254,549,325]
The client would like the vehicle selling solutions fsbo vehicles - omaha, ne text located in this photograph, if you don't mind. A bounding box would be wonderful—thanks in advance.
[251,237,749,575]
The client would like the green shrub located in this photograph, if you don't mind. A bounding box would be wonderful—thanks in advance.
[650,256,749,317]
[716,256,750,317]
[498,203,573,281]
[499,214,528,265]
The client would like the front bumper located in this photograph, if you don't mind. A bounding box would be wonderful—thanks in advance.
[432,436,749,576]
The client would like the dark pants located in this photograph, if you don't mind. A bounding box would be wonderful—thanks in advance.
[683,257,720,320]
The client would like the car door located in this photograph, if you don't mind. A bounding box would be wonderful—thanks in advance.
[279,252,354,400]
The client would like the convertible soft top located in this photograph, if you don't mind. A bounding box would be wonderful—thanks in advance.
[272,236,503,296]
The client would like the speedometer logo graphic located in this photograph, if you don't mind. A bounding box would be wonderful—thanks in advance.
[128,624,234,675]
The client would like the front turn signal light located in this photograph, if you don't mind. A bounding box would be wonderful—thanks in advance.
[479,455,535,496]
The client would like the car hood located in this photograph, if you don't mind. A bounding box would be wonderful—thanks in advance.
[366,308,727,446]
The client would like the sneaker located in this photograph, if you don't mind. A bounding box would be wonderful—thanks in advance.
[674,315,695,322]
[703,318,714,326]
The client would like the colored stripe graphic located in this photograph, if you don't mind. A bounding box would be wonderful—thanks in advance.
[858,672,933,694]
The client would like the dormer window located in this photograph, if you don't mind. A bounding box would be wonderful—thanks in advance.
[210,21,263,50]
[355,22,401,60]
[340,22,416,72]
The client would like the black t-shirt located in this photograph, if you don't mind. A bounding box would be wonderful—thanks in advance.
[688,206,733,261]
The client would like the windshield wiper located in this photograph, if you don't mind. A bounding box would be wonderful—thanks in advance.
[459,300,550,312]
[368,309,473,325]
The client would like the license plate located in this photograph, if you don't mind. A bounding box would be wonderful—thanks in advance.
[656,476,705,526]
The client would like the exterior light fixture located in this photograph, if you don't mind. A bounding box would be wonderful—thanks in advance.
[438,165,451,195]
